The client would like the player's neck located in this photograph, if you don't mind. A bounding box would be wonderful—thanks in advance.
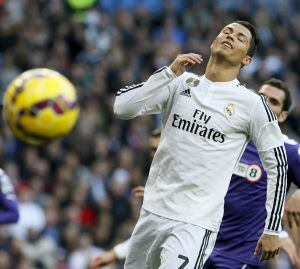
[205,57,240,82]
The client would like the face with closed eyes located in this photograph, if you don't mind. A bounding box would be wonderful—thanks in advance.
[210,22,253,67]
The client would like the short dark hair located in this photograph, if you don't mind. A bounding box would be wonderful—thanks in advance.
[235,20,260,57]
[263,78,292,111]
[150,128,161,138]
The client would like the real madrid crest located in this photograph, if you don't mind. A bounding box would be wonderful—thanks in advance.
[186,77,200,87]
[224,103,236,117]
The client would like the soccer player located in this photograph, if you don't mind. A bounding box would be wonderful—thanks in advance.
[92,80,300,269]
[0,168,19,224]
[114,21,287,268]
[203,78,300,269]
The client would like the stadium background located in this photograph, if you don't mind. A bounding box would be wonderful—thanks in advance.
[0,0,299,268]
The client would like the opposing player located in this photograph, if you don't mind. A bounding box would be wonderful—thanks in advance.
[114,21,287,268]
[204,78,300,268]
[0,168,19,224]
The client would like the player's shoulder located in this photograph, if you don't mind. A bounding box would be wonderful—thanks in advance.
[0,169,10,182]
[172,72,201,91]
[0,169,9,186]
[236,82,259,99]
[234,82,266,112]
[239,84,278,121]
[0,169,15,195]
[283,134,300,153]
[283,134,298,145]
[179,71,200,85]
[283,135,300,162]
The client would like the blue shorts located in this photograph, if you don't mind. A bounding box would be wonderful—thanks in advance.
[204,251,263,269]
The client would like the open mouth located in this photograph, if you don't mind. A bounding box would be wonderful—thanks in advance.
[221,41,233,49]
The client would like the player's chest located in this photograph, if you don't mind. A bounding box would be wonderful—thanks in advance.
[171,85,247,135]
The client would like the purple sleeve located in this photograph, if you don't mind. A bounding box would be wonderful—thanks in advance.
[0,195,19,224]
[287,144,300,188]
[0,170,19,224]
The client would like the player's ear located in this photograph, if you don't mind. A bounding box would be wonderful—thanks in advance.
[241,55,252,67]
[278,111,288,123]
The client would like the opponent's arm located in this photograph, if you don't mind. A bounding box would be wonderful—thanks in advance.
[114,54,202,119]
[284,145,300,228]
[249,96,287,260]
[0,197,19,224]
[284,190,300,228]
[279,230,297,265]
[0,170,19,224]
[287,143,300,189]
[89,239,130,268]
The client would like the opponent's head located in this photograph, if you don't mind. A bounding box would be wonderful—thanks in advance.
[210,20,259,68]
[259,78,292,123]
[149,128,161,158]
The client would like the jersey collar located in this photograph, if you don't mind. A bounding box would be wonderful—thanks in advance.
[201,75,239,87]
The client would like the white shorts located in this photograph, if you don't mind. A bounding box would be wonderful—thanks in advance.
[125,209,217,269]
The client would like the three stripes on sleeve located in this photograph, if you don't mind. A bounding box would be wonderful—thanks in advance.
[260,95,288,232]
[116,67,167,96]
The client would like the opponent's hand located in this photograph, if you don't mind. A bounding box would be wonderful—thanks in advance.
[254,234,280,261]
[132,186,145,198]
[284,190,300,228]
[280,237,297,265]
[170,53,203,76]
[89,250,117,269]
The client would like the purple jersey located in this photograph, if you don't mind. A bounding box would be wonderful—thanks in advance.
[0,169,19,224]
[212,136,300,266]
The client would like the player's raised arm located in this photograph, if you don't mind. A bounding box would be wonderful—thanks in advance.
[113,53,203,119]
[249,96,288,260]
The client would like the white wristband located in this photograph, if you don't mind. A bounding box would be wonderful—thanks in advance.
[113,239,130,259]
[263,229,280,236]
[279,230,289,239]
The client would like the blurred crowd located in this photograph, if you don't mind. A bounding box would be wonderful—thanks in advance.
[0,0,299,268]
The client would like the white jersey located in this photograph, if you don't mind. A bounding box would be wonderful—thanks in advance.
[114,67,287,234]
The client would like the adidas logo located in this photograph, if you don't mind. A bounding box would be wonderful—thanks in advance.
[180,88,191,97]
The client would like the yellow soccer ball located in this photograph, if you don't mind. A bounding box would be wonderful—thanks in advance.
[3,68,80,145]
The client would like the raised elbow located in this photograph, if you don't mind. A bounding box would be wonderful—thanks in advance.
[113,102,134,120]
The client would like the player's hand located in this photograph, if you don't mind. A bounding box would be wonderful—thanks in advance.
[89,250,117,269]
[280,236,297,265]
[132,186,145,197]
[170,53,203,76]
[254,234,280,261]
[284,190,300,228]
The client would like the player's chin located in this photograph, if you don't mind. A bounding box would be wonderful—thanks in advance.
[214,49,233,60]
